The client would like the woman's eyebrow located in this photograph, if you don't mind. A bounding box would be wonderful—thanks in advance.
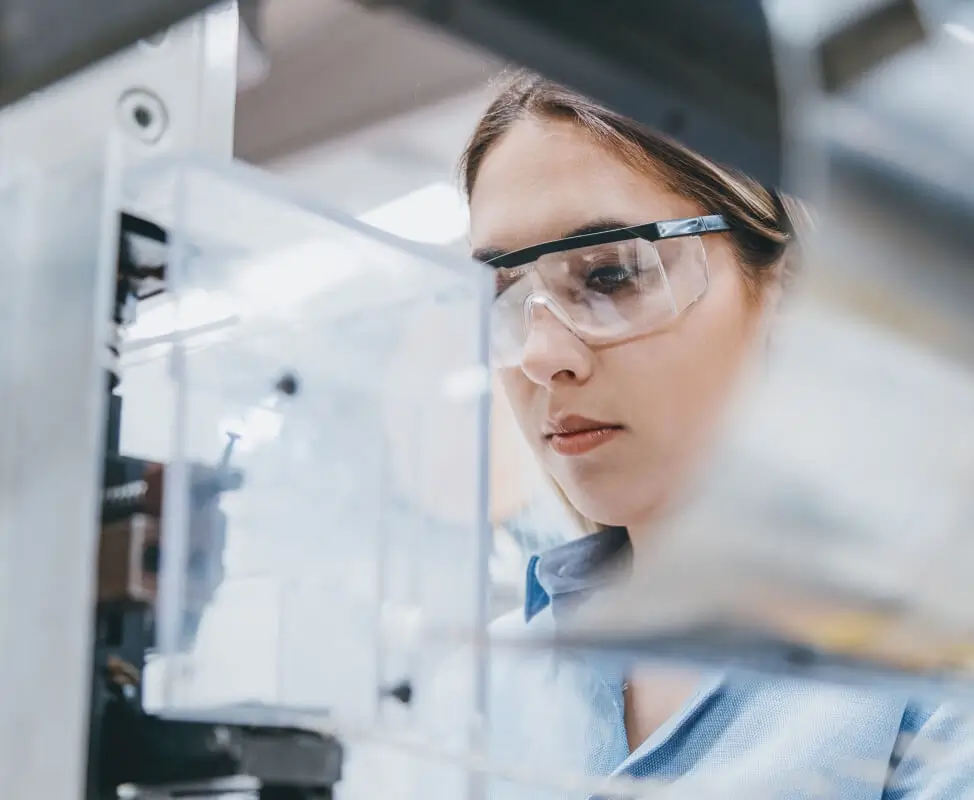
[471,219,633,264]
[472,246,506,263]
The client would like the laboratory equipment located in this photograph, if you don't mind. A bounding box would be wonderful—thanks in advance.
[125,151,490,726]
[3,2,493,794]
[92,208,345,800]
[0,7,241,799]
[1,5,350,799]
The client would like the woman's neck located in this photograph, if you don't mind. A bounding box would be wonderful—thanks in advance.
[621,515,666,569]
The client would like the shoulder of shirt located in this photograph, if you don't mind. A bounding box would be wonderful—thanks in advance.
[898,696,974,738]
[883,698,974,797]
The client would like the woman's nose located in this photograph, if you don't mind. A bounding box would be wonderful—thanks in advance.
[518,299,594,388]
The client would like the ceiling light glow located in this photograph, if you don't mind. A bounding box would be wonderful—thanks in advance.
[359,182,469,245]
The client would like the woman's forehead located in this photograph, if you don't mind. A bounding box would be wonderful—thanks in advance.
[468,117,698,255]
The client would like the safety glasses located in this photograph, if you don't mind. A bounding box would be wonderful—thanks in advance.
[486,215,731,367]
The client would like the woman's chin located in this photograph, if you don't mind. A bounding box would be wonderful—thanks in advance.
[563,488,645,531]
[559,469,675,532]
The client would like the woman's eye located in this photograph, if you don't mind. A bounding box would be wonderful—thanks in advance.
[585,264,637,294]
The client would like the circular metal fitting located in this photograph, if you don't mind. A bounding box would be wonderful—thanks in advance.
[117,89,169,145]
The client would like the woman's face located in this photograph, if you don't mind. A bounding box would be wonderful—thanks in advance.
[469,117,774,534]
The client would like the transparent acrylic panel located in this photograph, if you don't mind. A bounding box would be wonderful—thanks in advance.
[124,157,491,732]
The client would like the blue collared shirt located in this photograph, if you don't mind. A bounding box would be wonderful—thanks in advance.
[403,530,974,800]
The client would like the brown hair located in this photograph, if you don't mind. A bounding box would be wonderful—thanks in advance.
[461,70,805,294]
[463,70,806,535]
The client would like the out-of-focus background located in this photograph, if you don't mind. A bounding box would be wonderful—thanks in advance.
[235,0,494,226]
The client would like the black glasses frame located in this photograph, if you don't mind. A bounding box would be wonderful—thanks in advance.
[486,214,732,270]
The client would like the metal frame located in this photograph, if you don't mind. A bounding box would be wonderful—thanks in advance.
[0,0,216,108]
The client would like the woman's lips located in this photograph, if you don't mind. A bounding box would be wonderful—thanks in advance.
[547,426,623,456]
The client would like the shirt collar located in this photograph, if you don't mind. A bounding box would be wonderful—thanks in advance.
[524,526,632,623]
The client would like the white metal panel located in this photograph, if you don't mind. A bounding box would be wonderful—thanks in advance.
[0,6,238,799]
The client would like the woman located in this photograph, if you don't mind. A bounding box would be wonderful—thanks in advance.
[435,71,974,799]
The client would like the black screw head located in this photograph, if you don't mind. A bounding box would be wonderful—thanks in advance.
[382,680,413,705]
[133,104,153,128]
[274,371,300,397]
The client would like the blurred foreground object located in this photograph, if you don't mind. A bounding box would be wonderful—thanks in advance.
[769,0,974,358]
[548,294,974,694]
[129,154,490,734]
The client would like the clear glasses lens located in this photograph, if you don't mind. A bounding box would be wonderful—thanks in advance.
[490,236,709,367]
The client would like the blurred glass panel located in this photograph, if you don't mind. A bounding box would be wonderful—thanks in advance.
[117,157,491,744]
[769,0,974,346]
